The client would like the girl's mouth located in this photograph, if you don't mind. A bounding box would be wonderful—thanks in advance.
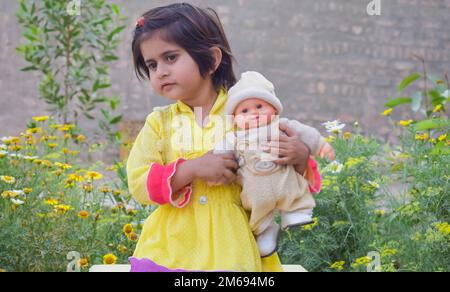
[161,83,176,90]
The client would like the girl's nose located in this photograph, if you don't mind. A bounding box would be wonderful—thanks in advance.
[156,64,169,79]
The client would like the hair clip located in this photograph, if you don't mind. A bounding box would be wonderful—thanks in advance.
[136,17,145,28]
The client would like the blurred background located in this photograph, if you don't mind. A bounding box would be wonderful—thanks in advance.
[1,0,449,146]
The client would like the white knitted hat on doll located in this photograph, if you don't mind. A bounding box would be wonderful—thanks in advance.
[225,71,283,116]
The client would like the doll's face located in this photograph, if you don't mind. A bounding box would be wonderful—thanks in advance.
[233,98,278,130]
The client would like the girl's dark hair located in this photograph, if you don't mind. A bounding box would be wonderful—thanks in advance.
[132,3,236,91]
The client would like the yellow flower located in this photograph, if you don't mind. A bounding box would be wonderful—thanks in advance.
[55,162,72,170]
[0,151,7,158]
[41,160,53,168]
[127,232,138,241]
[429,138,436,144]
[399,120,413,127]
[82,183,93,193]
[433,104,443,113]
[10,145,22,152]
[415,133,429,141]
[434,222,450,236]
[381,248,398,258]
[351,256,372,268]
[374,209,385,216]
[344,157,365,169]
[67,173,84,182]
[77,210,89,219]
[438,134,447,142]
[32,116,49,122]
[85,171,103,181]
[26,127,42,135]
[54,204,73,214]
[0,176,16,184]
[0,268,6,272]
[76,134,87,143]
[57,124,75,132]
[117,244,128,253]
[100,186,111,194]
[79,258,89,267]
[47,143,58,149]
[64,134,71,140]
[103,253,117,265]
[113,189,122,196]
[23,188,32,194]
[382,108,393,116]
[343,132,352,140]
[123,223,134,235]
[2,190,22,199]
[302,217,318,231]
[330,261,345,271]
[44,198,59,205]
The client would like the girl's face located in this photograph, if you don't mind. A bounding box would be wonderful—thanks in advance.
[140,32,210,102]
[233,98,278,130]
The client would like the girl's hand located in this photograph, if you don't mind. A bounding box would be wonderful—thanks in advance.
[193,151,238,186]
[262,123,310,172]
[319,142,335,161]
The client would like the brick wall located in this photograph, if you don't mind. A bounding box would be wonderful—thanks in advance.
[1,0,449,147]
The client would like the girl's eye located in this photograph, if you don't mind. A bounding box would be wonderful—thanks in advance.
[147,63,157,71]
[256,104,263,109]
[167,54,177,62]
[242,109,248,114]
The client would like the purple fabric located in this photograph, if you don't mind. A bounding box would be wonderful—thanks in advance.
[129,257,231,272]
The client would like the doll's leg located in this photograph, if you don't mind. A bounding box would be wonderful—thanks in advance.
[277,175,316,230]
[253,212,280,258]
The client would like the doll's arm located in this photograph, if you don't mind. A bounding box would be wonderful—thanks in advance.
[284,119,324,156]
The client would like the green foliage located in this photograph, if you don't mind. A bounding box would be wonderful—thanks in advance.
[16,0,126,142]
[0,118,148,271]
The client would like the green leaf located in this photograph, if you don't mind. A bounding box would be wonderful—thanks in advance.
[411,91,422,112]
[109,115,123,125]
[103,55,119,62]
[107,26,125,41]
[21,66,38,72]
[397,72,421,92]
[384,97,412,108]
[414,118,450,131]
[111,4,120,15]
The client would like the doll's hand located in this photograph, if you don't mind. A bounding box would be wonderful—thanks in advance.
[319,143,335,161]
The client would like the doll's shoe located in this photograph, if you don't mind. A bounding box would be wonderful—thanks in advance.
[256,222,281,258]
[281,211,314,230]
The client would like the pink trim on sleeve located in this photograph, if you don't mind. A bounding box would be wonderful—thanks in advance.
[307,158,321,194]
[146,158,193,208]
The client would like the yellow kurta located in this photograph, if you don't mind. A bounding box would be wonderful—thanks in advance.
[126,89,283,272]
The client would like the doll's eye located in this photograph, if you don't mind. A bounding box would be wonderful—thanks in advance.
[256,104,263,109]
[242,109,248,113]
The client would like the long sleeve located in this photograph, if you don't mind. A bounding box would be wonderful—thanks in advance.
[126,111,192,207]
[283,119,326,156]
[306,158,321,194]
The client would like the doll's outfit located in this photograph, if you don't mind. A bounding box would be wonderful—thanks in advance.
[214,71,324,257]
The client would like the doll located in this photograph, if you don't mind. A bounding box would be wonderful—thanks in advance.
[213,71,335,257]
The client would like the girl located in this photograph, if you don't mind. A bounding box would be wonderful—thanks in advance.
[127,3,321,272]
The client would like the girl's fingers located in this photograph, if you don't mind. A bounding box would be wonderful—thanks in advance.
[223,169,236,184]
[224,159,238,171]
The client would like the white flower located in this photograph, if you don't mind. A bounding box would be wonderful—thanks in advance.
[325,161,343,174]
[0,150,8,156]
[1,137,14,143]
[0,144,7,150]
[11,198,25,205]
[9,153,24,159]
[23,156,39,161]
[322,120,346,133]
